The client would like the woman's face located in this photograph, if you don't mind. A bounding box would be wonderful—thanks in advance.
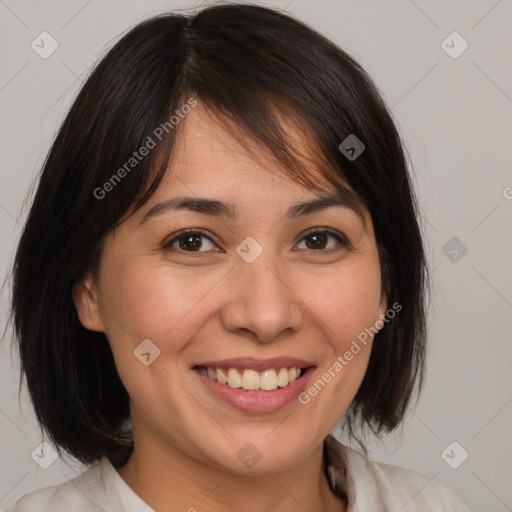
[74,103,387,474]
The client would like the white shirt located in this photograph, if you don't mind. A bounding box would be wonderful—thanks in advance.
[7,435,470,511]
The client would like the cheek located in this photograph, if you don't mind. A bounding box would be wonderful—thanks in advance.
[95,259,212,412]
[99,259,208,338]
[302,256,383,349]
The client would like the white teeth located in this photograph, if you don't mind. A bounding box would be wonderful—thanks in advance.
[227,368,242,388]
[199,366,304,391]
[216,368,227,385]
[277,368,289,387]
[260,369,278,390]
[242,369,260,390]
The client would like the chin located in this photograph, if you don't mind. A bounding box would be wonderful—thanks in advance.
[207,432,316,475]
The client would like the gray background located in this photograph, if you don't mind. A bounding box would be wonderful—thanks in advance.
[1,1,511,511]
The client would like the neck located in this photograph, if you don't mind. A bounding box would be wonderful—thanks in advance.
[117,431,346,512]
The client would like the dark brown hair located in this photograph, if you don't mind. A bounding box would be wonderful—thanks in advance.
[7,2,429,467]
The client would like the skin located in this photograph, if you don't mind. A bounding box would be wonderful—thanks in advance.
[73,102,387,512]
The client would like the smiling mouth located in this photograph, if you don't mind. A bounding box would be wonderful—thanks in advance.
[193,365,309,392]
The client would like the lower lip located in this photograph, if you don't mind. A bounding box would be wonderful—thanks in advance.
[193,367,316,414]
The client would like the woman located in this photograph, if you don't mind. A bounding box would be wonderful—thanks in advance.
[7,3,470,511]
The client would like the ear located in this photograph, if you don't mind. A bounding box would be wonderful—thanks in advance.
[72,272,105,332]
[375,291,388,329]
[378,294,388,319]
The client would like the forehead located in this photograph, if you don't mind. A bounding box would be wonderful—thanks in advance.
[157,102,352,199]
[135,104,369,231]
[168,102,310,182]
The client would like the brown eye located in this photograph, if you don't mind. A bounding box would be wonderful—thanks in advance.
[296,229,348,253]
[163,228,348,257]
[164,230,217,253]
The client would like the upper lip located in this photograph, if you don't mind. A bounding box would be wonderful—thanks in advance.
[192,357,315,371]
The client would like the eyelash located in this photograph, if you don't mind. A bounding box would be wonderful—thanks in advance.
[162,228,350,256]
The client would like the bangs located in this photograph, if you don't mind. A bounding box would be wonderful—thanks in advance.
[122,92,364,235]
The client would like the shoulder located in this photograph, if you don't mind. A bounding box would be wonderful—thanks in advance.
[325,435,471,511]
[7,461,105,512]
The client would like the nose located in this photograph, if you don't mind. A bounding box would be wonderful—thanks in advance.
[220,251,304,344]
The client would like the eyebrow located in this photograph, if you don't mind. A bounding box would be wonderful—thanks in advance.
[138,191,367,229]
